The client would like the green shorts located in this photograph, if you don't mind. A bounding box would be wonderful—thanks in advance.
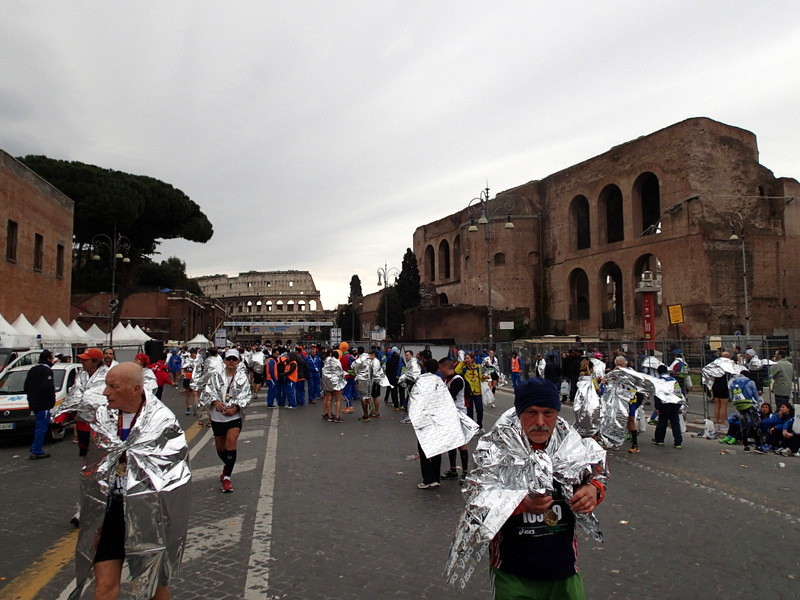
[491,567,584,600]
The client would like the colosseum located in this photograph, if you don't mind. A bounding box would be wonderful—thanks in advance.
[411,117,800,342]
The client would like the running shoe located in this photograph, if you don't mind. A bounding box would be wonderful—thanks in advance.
[358,416,370,422]
[651,439,664,446]
[674,444,682,449]
[399,417,412,424]
[417,482,440,489]
[222,478,233,493]
[442,470,459,480]
[628,447,640,453]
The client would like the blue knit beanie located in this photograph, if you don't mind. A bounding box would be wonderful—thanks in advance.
[514,378,561,415]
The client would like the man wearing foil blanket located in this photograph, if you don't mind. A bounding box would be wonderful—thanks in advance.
[69,362,191,600]
[446,378,608,600]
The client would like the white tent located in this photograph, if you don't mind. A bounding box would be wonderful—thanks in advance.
[85,324,108,345]
[187,333,210,348]
[68,320,95,344]
[53,318,81,344]
[109,322,139,345]
[132,325,152,342]
[33,316,63,343]
[11,314,41,348]
[0,314,25,348]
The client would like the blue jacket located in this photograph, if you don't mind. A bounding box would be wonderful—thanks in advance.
[305,353,322,375]
[761,412,791,432]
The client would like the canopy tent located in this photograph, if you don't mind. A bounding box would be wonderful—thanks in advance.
[85,324,108,345]
[187,333,211,348]
[132,325,152,343]
[108,322,140,345]
[53,318,82,344]
[0,314,25,348]
[68,320,95,344]
[11,314,40,348]
[33,316,63,343]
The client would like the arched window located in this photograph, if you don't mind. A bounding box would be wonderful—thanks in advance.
[599,262,624,329]
[494,252,506,266]
[439,292,449,306]
[570,195,591,250]
[453,235,461,279]
[438,239,451,279]
[635,172,661,236]
[266,301,273,312]
[298,300,307,312]
[599,184,624,244]
[309,300,317,311]
[424,244,435,282]
[568,269,590,320]
[287,300,295,312]
[276,301,284,311]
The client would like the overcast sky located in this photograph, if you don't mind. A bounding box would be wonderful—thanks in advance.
[3,1,799,309]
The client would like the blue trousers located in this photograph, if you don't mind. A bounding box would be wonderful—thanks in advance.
[266,380,277,407]
[277,379,287,406]
[30,409,50,455]
[285,381,296,407]
[308,373,321,400]
[296,380,306,405]
[511,372,522,388]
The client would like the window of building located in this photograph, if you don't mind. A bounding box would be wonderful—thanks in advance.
[635,172,661,236]
[276,301,284,311]
[438,239,451,279]
[56,244,65,278]
[599,185,624,244]
[568,269,590,320]
[570,195,591,250]
[494,252,505,266]
[424,244,435,282]
[6,220,18,263]
[33,233,44,272]
[287,300,295,312]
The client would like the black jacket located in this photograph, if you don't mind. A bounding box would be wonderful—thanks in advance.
[24,363,56,412]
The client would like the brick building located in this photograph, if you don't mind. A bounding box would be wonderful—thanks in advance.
[412,118,800,342]
[71,289,226,344]
[196,270,335,344]
[0,150,73,323]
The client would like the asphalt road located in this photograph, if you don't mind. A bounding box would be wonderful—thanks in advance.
[1,383,799,600]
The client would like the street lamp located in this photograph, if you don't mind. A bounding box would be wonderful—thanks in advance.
[91,225,131,346]
[377,261,399,341]
[467,185,515,347]
[729,211,750,336]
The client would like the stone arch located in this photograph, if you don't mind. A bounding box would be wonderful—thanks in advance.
[568,268,590,320]
[276,300,284,311]
[570,195,591,250]
[494,252,506,266]
[309,300,317,311]
[438,239,451,279]
[439,292,449,306]
[424,244,435,282]
[266,300,273,312]
[287,300,295,312]
[599,184,624,244]
[634,172,661,236]
[599,262,624,329]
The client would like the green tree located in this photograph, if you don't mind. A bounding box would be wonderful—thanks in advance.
[336,304,360,341]
[396,248,421,310]
[19,155,213,318]
[348,275,363,304]
[135,256,202,296]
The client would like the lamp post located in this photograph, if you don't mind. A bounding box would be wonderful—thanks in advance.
[729,212,750,336]
[91,225,131,346]
[377,261,399,342]
[467,186,515,348]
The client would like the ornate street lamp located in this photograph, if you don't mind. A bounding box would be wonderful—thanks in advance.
[467,186,515,347]
[91,225,131,346]
[377,261,399,341]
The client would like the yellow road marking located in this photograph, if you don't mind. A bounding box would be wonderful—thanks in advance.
[0,420,205,600]
[0,530,77,600]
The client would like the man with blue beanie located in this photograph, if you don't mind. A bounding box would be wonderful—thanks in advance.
[447,377,608,600]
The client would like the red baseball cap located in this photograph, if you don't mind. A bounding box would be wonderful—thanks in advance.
[77,348,103,360]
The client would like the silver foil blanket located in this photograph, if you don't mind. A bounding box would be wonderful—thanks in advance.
[598,367,658,449]
[71,392,191,600]
[197,368,252,425]
[409,374,479,457]
[701,357,744,387]
[445,409,607,587]
[573,376,601,437]
[321,355,347,391]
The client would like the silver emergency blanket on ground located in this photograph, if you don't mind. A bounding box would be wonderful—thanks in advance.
[69,391,191,600]
[197,368,252,424]
[408,374,479,457]
[321,355,346,392]
[573,376,601,437]
[445,409,607,588]
[191,355,223,392]
[701,357,745,387]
